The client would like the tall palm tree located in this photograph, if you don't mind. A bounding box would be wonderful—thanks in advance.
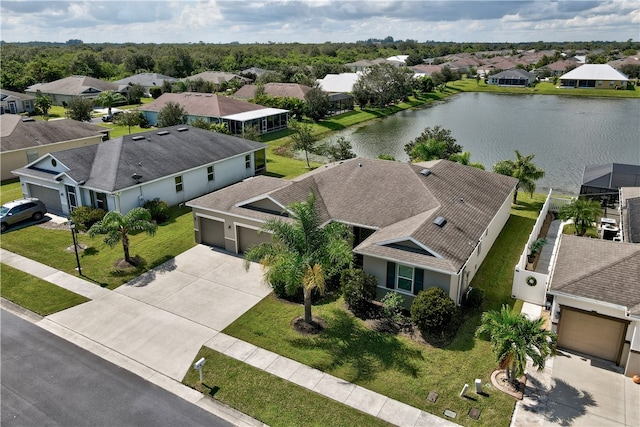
[88,208,157,265]
[476,305,557,384]
[95,90,126,116]
[558,197,603,236]
[244,193,353,324]
[493,150,545,204]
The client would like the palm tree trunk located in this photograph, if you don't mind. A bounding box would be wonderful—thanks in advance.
[122,233,131,263]
[303,288,312,324]
[304,149,310,169]
[513,185,519,204]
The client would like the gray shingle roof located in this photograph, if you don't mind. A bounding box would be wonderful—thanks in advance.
[113,73,177,87]
[233,83,311,100]
[1,116,107,152]
[19,126,265,192]
[26,76,119,96]
[1,89,36,101]
[139,92,267,118]
[188,158,517,273]
[549,235,640,316]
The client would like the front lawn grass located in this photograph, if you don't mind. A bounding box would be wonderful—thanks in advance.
[204,193,545,427]
[0,206,196,289]
[183,349,392,427]
[1,181,23,204]
[1,264,89,315]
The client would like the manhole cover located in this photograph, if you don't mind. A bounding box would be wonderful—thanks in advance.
[427,391,438,403]
[469,407,481,420]
[444,409,457,419]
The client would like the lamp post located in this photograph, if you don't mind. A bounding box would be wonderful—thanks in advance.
[69,221,82,276]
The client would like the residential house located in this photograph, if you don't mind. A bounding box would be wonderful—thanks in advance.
[548,235,640,376]
[139,92,289,135]
[187,158,517,309]
[12,125,267,216]
[185,71,251,89]
[487,69,536,87]
[345,58,390,72]
[113,73,177,94]
[316,73,362,93]
[25,76,122,106]
[559,64,629,89]
[1,115,108,181]
[534,60,580,78]
[233,83,311,100]
[1,89,36,114]
[409,64,442,77]
[579,163,640,204]
[620,187,640,244]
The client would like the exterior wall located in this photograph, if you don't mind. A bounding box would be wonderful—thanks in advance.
[364,254,456,310]
[2,135,104,181]
[1,97,34,114]
[559,79,627,89]
[143,111,160,126]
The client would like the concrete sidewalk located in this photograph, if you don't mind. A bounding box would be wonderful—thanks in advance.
[1,247,460,427]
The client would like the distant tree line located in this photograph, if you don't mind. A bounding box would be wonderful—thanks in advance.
[1,39,638,92]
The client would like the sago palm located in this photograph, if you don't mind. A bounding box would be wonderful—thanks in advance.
[476,305,557,384]
[244,193,353,324]
[88,207,157,264]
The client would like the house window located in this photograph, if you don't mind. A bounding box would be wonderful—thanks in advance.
[597,80,602,86]
[207,165,215,181]
[90,191,108,210]
[175,176,183,192]
[386,261,424,295]
[254,149,266,174]
[245,154,251,169]
[26,149,39,163]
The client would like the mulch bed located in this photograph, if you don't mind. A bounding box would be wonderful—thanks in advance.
[490,369,526,400]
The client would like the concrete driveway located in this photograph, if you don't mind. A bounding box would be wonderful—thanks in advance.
[518,350,640,426]
[45,245,271,381]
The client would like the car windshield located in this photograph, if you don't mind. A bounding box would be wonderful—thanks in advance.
[0,206,9,215]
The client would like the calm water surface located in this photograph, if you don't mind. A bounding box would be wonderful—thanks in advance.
[319,93,640,194]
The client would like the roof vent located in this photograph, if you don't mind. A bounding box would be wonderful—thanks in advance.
[177,127,188,132]
[420,169,431,177]
[21,117,35,122]
[132,173,143,181]
[433,216,447,227]
[157,130,169,136]
[131,135,145,141]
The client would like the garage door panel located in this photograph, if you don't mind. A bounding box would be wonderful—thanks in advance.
[200,218,225,249]
[558,307,626,362]
[28,184,62,214]
[237,226,271,254]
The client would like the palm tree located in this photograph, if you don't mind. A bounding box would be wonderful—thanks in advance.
[493,150,545,204]
[558,198,602,236]
[244,193,353,324]
[88,208,157,265]
[95,90,126,116]
[476,305,556,384]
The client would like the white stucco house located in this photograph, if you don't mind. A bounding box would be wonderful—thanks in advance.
[548,235,640,376]
[12,125,267,216]
[187,158,517,308]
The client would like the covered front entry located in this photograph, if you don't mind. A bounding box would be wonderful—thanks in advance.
[558,306,627,363]
[236,225,271,254]
[27,183,62,214]
[199,217,225,249]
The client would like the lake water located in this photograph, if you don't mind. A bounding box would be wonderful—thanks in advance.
[319,93,640,194]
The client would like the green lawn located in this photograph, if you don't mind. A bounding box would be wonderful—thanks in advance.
[0,205,196,289]
[1,264,89,315]
[188,192,546,427]
[183,349,392,427]
[1,181,23,204]
[456,78,640,98]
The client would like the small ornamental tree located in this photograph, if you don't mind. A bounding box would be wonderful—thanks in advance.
[65,96,94,122]
[410,287,457,336]
[157,101,187,127]
[304,87,331,121]
[340,268,377,314]
[288,119,317,168]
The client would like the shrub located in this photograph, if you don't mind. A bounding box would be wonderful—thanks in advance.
[411,287,457,335]
[340,268,377,313]
[143,198,170,223]
[69,206,106,231]
[462,287,484,312]
[381,291,405,322]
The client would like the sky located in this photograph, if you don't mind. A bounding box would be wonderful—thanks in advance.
[1,1,638,44]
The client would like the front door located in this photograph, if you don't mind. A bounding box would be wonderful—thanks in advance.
[66,185,78,211]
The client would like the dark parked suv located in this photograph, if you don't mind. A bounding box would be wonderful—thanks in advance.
[0,198,47,232]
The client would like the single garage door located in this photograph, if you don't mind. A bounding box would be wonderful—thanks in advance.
[558,307,627,362]
[199,217,225,249]
[237,226,271,254]
[28,184,62,214]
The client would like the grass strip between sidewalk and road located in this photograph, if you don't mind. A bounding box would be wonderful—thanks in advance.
[1,264,89,315]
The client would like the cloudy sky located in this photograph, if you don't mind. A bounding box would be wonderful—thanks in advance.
[1,1,638,44]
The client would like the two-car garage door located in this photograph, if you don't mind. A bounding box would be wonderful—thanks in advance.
[557,307,627,363]
[199,217,271,254]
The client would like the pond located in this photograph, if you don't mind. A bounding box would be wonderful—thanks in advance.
[318,93,640,194]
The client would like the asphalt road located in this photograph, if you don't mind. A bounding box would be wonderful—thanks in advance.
[1,309,233,427]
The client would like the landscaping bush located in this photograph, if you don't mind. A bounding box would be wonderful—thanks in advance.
[410,287,457,336]
[69,206,106,231]
[461,286,484,312]
[341,268,377,313]
[143,198,170,223]
[381,291,405,322]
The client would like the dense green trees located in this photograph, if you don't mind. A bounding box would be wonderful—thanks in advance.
[352,63,413,107]
[244,193,353,324]
[404,126,462,161]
